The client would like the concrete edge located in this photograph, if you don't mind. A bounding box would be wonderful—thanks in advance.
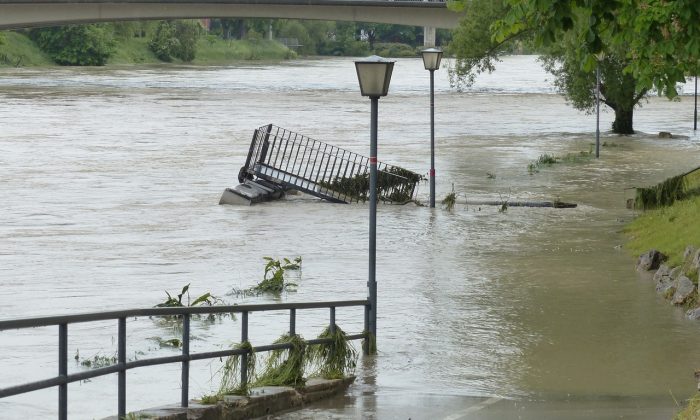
[103,376,355,420]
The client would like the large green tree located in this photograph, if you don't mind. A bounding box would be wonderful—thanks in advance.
[492,0,700,97]
[450,0,645,134]
[31,24,115,66]
[149,20,201,62]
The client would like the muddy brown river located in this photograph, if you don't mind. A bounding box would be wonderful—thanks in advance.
[1,56,699,419]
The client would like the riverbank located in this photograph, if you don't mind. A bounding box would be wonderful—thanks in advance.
[624,173,700,418]
[0,30,295,67]
[625,195,700,267]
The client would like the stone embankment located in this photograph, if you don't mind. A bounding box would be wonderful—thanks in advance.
[104,377,354,420]
[636,246,700,315]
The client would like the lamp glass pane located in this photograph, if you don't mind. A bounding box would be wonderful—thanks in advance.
[421,48,443,70]
[356,63,390,96]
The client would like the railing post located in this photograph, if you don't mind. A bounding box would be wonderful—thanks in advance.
[289,308,296,336]
[58,323,67,420]
[241,311,249,390]
[329,307,336,334]
[181,314,190,408]
[363,304,370,355]
[118,317,126,419]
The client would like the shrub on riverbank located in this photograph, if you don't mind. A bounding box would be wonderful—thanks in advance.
[0,26,294,67]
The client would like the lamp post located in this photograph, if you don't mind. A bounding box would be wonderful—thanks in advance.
[421,48,443,207]
[595,65,601,158]
[694,71,697,131]
[354,56,394,352]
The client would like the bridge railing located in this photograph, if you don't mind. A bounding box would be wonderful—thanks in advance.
[0,300,369,420]
[241,124,422,203]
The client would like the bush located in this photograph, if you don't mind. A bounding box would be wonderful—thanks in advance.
[374,42,418,57]
[30,24,115,66]
[149,20,201,62]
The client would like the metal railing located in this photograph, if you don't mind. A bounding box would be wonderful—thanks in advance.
[0,300,369,420]
[240,124,421,204]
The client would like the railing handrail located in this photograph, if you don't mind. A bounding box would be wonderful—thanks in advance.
[0,299,367,330]
[0,299,370,419]
[244,124,421,203]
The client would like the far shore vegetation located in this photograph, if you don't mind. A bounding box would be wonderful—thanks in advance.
[0,19,452,68]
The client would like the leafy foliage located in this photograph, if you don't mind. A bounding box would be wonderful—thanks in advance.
[30,24,115,65]
[233,257,302,296]
[442,192,456,211]
[155,283,217,308]
[149,20,201,62]
[448,0,645,134]
[491,0,700,98]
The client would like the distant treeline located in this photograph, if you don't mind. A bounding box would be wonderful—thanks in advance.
[0,19,453,66]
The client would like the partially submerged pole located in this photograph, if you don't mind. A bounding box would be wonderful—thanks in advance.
[596,65,601,158]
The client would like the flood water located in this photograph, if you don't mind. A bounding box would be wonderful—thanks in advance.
[1,56,700,419]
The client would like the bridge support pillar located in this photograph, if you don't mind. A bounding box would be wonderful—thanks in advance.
[423,26,436,48]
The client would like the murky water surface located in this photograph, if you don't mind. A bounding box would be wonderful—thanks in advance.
[1,56,699,419]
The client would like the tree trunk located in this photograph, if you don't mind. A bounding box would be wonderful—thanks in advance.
[612,107,634,134]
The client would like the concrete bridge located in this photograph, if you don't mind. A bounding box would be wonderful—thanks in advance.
[0,0,461,32]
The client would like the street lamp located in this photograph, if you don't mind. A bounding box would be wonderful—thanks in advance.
[421,47,443,207]
[354,55,394,353]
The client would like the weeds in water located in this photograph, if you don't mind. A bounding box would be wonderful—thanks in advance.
[442,192,456,211]
[255,334,307,388]
[233,257,302,296]
[75,351,117,368]
[148,336,183,349]
[527,149,593,174]
[156,283,219,308]
[307,325,358,380]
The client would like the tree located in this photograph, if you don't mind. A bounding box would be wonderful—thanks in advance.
[30,24,115,66]
[149,20,201,62]
[450,0,645,134]
[492,0,700,97]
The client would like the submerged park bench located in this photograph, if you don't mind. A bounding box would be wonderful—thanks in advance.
[220,124,422,205]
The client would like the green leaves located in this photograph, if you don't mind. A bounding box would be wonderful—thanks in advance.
[148,20,201,62]
[30,24,115,66]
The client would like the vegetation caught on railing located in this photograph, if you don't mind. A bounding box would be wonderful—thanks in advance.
[203,340,257,401]
[255,334,307,387]
[233,257,302,296]
[319,166,422,203]
[200,325,359,402]
[633,167,700,210]
[307,325,358,379]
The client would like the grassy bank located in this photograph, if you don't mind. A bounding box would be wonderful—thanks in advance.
[624,195,700,266]
[675,393,700,420]
[1,31,294,67]
[0,31,53,67]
